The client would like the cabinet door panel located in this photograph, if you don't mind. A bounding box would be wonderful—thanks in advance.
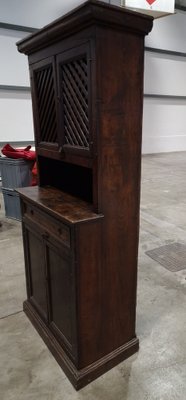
[30,57,60,157]
[25,226,48,321]
[47,244,75,353]
[56,43,92,157]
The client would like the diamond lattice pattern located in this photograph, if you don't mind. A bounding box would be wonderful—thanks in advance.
[35,66,58,143]
[62,57,89,148]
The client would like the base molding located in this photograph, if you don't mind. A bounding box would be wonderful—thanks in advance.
[24,300,139,390]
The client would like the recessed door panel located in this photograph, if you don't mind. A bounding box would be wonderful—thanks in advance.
[47,244,75,352]
[25,227,48,320]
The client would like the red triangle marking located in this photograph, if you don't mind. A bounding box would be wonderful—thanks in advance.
[146,0,157,5]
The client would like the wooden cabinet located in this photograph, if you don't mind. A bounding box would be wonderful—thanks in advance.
[17,0,153,390]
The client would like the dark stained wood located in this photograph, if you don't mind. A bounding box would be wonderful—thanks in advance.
[23,299,139,390]
[46,240,77,360]
[23,226,48,321]
[75,219,103,368]
[95,26,145,354]
[17,186,103,224]
[17,0,153,390]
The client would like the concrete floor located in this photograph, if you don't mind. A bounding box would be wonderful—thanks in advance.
[1,152,186,400]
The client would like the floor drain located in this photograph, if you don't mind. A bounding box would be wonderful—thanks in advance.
[145,243,186,272]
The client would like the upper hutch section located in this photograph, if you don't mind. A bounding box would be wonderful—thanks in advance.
[17,0,152,208]
[17,0,152,163]
[28,42,92,165]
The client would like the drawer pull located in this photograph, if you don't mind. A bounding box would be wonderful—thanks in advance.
[23,202,70,247]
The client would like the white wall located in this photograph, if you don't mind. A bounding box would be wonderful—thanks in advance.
[145,10,186,53]
[0,29,30,86]
[0,91,34,143]
[0,28,34,144]
[0,0,119,29]
[143,97,186,153]
[0,0,84,28]
[143,11,186,154]
[144,52,186,96]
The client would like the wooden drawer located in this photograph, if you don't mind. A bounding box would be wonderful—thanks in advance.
[23,201,71,248]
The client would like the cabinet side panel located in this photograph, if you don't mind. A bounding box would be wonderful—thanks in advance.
[76,220,103,368]
[96,28,144,352]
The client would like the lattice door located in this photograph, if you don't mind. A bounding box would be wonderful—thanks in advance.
[34,64,58,144]
[60,56,90,149]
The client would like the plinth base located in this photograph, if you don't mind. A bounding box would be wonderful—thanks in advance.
[23,300,139,390]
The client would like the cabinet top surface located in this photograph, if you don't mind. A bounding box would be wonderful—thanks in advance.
[17,186,103,225]
[17,0,153,55]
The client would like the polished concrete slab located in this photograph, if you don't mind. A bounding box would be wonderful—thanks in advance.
[0,217,26,319]
[0,152,186,399]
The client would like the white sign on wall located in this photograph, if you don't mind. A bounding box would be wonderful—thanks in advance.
[123,0,175,18]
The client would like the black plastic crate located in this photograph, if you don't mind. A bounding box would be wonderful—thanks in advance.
[0,157,33,189]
